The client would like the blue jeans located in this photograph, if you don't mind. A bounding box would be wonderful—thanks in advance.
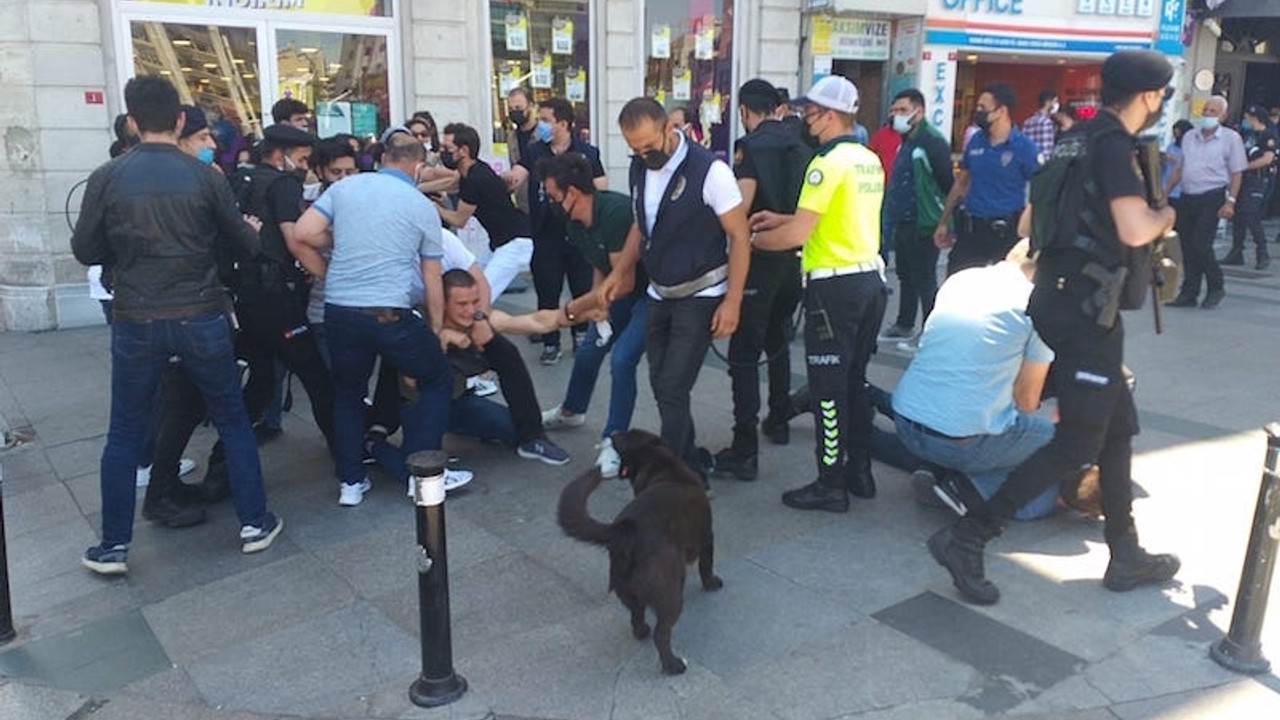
[325,305,452,485]
[896,412,1059,520]
[102,314,268,545]
[561,293,647,437]
[370,393,517,482]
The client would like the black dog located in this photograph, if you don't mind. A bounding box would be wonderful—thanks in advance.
[557,429,723,674]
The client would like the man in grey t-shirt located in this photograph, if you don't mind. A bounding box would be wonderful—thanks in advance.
[292,129,453,507]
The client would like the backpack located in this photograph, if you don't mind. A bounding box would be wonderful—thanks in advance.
[739,123,813,215]
[227,164,302,295]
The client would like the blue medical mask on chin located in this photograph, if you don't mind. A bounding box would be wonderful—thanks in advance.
[196,147,216,165]
[535,120,553,143]
[1200,116,1220,131]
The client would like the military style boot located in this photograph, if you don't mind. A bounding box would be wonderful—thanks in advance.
[713,426,758,481]
[1221,247,1245,266]
[928,516,1002,605]
[781,476,849,513]
[844,449,876,499]
[1103,530,1180,592]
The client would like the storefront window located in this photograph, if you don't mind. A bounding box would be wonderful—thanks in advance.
[276,29,391,139]
[489,1,592,146]
[131,21,264,137]
[644,0,735,160]
[131,0,392,18]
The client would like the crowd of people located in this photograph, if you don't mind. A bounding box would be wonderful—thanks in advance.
[74,49,1207,608]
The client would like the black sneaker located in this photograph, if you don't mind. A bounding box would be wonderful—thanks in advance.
[928,520,1000,605]
[880,324,914,339]
[1201,289,1225,309]
[712,447,757,481]
[82,543,129,575]
[1166,294,1198,308]
[781,480,849,513]
[1220,251,1245,266]
[911,469,945,509]
[540,345,562,365]
[240,513,283,554]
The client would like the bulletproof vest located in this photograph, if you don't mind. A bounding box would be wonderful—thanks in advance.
[738,121,813,215]
[629,142,726,287]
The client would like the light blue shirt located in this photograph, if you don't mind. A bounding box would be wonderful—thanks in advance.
[892,262,1053,437]
[312,168,443,309]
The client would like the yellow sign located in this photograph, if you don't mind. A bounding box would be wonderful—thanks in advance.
[812,16,833,56]
[135,0,387,17]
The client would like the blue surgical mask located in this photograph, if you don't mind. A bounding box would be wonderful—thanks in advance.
[196,147,216,165]
[535,120,553,143]
[1200,116,1220,131]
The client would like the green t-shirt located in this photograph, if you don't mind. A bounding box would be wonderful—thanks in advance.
[566,190,633,275]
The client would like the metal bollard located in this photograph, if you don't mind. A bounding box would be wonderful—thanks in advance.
[1,461,15,645]
[406,451,467,707]
[1210,423,1280,675]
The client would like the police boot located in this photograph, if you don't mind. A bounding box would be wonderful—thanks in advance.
[195,456,231,503]
[1103,530,1180,592]
[928,515,1002,605]
[713,426,758,481]
[1221,247,1245,266]
[786,385,811,421]
[781,475,849,513]
[1256,250,1272,271]
[844,449,876,499]
[142,469,206,528]
[760,413,790,445]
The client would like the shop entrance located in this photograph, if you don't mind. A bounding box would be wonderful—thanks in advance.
[833,59,884,128]
[953,53,1102,150]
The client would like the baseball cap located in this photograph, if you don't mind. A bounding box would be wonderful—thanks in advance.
[262,123,314,148]
[1100,50,1173,95]
[1245,104,1269,122]
[179,105,208,139]
[796,76,859,114]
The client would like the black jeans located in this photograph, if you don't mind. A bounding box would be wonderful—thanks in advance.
[727,252,802,437]
[647,296,719,472]
[1175,188,1226,298]
[893,222,941,328]
[1230,183,1270,262]
[476,334,544,445]
[803,272,886,486]
[235,293,335,447]
[948,211,1019,277]
[531,232,593,349]
[981,286,1138,546]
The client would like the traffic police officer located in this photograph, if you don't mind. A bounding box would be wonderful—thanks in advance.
[928,50,1181,605]
[750,76,886,513]
[713,78,813,480]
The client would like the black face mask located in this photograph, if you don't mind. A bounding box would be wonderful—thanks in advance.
[509,110,528,127]
[641,148,669,171]
[1140,105,1164,133]
[973,109,992,131]
[440,150,459,170]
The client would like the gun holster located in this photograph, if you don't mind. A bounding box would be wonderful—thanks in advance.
[1080,261,1127,329]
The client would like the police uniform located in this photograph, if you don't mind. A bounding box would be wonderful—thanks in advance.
[718,80,813,472]
[928,50,1180,606]
[232,124,335,448]
[781,133,887,511]
[1225,113,1276,269]
[951,125,1040,275]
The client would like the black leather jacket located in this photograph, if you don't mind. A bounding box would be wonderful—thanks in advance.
[72,143,259,323]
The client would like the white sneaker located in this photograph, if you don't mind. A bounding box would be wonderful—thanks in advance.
[596,438,621,479]
[542,405,586,430]
[467,375,499,397]
[178,458,197,477]
[136,465,151,488]
[339,478,372,506]
[406,468,474,497]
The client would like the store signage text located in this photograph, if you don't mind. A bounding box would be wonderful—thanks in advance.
[134,0,386,14]
[939,0,1023,14]
[206,0,306,8]
[930,60,948,126]
[811,16,891,61]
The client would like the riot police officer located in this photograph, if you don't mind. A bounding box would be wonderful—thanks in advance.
[928,50,1181,605]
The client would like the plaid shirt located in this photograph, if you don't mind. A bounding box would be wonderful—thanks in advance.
[1022,112,1056,160]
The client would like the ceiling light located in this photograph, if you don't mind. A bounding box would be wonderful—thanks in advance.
[300,47,319,54]
[966,54,978,61]
[203,62,218,68]
[181,67,193,72]
[172,39,191,46]
[160,70,171,75]
[233,58,245,64]
[242,73,256,78]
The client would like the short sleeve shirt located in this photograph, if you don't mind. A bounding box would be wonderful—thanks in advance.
[1089,112,1145,205]
[312,168,444,309]
[458,160,531,247]
[265,175,304,225]
[797,138,883,273]
[566,190,632,275]
[960,128,1040,218]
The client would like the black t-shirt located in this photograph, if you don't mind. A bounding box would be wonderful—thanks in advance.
[1089,113,1144,206]
[1243,128,1278,188]
[459,160,531,248]
[264,175,304,225]
[520,138,605,238]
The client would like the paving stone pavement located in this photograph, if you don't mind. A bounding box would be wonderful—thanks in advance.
[2,226,1280,720]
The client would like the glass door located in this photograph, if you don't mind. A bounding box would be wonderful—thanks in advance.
[272,27,394,140]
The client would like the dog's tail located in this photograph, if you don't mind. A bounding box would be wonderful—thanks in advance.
[557,467,613,546]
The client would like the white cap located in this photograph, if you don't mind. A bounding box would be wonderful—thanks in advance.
[802,76,859,114]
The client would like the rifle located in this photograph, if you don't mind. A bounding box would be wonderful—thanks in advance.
[1136,139,1176,334]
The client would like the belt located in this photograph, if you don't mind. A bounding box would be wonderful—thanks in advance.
[904,417,974,442]
[807,259,883,281]
[347,306,408,323]
[650,264,729,300]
